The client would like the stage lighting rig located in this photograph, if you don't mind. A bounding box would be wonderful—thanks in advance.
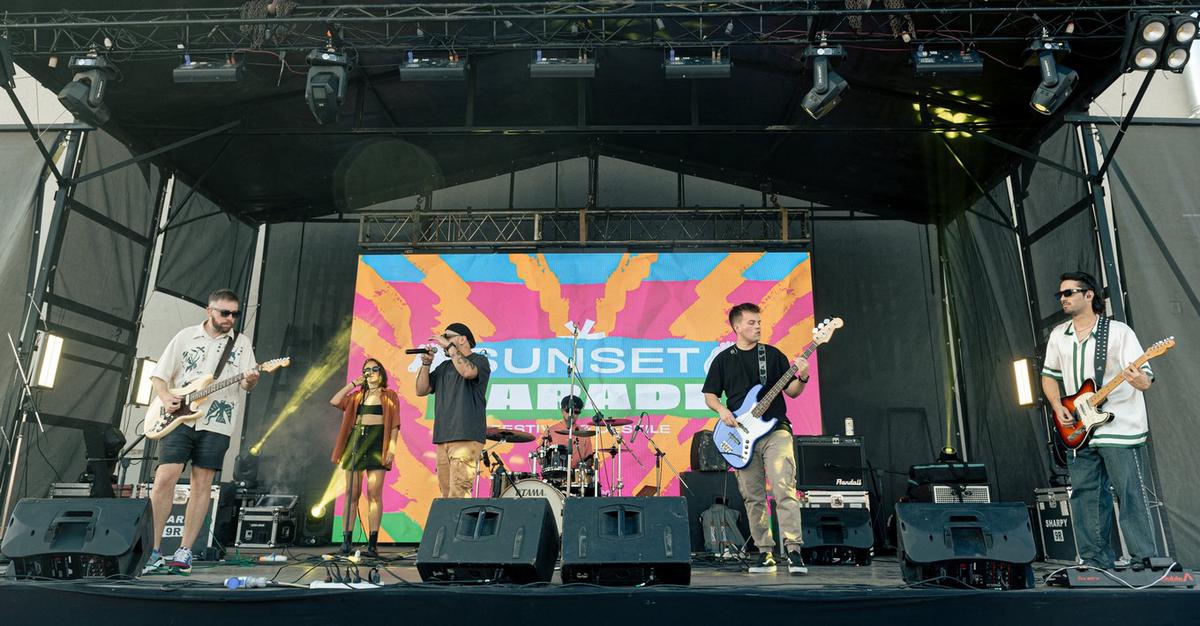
[1027,40,1077,116]
[57,55,119,126]
[400,51,467,81]
[1123,13,1196,73]
[305,48,350,125]
[530,50,596,79]
[663,49,732,79]
[802,44,848,120]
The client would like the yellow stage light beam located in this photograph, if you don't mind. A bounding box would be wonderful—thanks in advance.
[252,323,353,454]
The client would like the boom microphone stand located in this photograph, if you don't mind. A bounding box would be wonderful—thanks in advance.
[632,418,690,497]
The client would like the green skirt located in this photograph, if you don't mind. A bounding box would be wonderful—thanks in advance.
[339,424,389,471]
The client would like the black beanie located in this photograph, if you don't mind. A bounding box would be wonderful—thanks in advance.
[446,322,476,348]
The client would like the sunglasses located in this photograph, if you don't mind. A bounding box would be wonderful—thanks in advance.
[362,365,382,374]
[442,333,461,340]
[1054,288,1088,299]
[211,308,240,318]
[565,409,582,415]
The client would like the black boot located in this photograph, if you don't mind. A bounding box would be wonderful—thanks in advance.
[366,531,379,558]
[340,531,353,555]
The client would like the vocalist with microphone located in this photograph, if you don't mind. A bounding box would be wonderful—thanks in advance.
[415,323,491,498]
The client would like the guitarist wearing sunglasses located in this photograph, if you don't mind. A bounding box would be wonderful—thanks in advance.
[143,289,259,575]
[702,303,809,575]
[1040,271,1159,571]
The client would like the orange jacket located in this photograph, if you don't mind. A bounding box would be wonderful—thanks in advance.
[331,388,400,465]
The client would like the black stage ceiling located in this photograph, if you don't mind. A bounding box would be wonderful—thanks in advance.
[0,1,1164,221]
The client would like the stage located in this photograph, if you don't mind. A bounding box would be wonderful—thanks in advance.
[1,548,1197,626]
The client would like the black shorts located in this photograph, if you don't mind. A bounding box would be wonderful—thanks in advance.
[158,425,230,470]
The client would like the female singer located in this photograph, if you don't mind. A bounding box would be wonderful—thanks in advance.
[329,358,400,557]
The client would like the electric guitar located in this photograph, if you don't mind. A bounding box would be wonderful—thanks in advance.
[143,357,291,440]
[1056,338,1174,449]
[711,318,843,469]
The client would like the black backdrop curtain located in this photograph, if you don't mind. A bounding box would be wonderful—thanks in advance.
[156,181,256,306]
[1101,124,1200,566]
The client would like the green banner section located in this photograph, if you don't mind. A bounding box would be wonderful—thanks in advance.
[423,377,716,420]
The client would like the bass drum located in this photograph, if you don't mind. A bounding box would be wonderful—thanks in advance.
[500,478,565,534]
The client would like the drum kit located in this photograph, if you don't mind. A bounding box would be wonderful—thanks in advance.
[481,418,634,531]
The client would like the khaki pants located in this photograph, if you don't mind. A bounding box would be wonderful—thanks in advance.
[735,429,803,554]
[436,440,483,498]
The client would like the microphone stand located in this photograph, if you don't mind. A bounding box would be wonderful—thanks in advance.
[0,332,47,536]
[633,420,691,497]
[566,364,641,496]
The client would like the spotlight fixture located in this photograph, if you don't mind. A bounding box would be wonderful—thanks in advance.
[663,48,731,79]
[1028,40,1077,116]
[57,56,119,126]
[1130,14,1170,70]
[131,357,157,406]
[1013,358,1035,407]
[1162,14,1199,72]
[802,45,848,120]
[305,48,350,125]
[400,51,467,81]
[530,50,596,78]
[32,331,63,390]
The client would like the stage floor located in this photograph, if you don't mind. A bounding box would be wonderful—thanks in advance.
[2,547,1198,626]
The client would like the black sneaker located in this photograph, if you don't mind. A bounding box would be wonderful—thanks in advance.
[785,549,809,575]
[748,552,777,574]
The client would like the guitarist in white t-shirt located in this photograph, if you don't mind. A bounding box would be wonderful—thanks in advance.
[1040,271,1159,570]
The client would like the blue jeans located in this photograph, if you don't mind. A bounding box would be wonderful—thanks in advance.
[1068,444,1158,568]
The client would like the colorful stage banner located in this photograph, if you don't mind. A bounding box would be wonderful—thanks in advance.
[340,252,819,542]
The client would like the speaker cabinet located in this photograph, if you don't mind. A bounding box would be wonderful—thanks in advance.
[1,498,152,579]
[416,498,559,584]
[561,497,691,586]
[794,435,867,490]
[895,502,1037,589]
[800,507,874,565]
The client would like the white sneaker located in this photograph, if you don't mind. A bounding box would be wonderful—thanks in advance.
[140,549,165,575]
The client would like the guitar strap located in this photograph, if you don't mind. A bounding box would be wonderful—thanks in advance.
[757,344,767,386]
[211,331,238,381]
[1093,315,1110,385]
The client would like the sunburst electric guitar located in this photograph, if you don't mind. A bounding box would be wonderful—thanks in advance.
[143,358,291,440]
[1056,337,1174,449]
[711,318,843,469]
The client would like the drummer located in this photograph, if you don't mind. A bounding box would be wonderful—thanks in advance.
[545,395,594,468]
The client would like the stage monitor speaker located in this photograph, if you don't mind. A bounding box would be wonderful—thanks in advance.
[561,497,691,586]
[416,498,558,584]
[794,436,866,490]
[800,508,874,565]
[895,502,1036,589]
[689,430,728,472]
[1,498,152,579]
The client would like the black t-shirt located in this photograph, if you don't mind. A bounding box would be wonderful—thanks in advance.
[701,343,795,430]
[429,353,492,444]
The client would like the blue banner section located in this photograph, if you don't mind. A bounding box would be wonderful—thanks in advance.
[541,253,628,284]
[363,255,426,282]
[742,252,809,281]
[643,252,729,282]
[442,254,524,284]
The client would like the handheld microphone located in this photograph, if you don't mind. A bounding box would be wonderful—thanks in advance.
[404,347,434,355]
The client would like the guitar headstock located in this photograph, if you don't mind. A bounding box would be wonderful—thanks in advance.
[1146,337,1175,359]
[259,357,292,373]
[812,317,844,346]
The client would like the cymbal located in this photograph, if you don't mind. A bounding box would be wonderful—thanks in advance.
[554,428,596,438]
[485,427,535,443]
[596,417,633,426]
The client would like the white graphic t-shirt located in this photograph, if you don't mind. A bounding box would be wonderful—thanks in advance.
[151,323,257,437]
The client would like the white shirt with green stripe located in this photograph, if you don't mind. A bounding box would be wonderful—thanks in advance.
[1041,318,1154,447]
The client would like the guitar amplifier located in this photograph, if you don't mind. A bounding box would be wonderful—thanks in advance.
[794,436,866,491]
[907,463,989,502]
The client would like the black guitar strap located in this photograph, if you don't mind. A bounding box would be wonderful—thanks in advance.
[757,344,767,386]
[211,331,238,381]
[1093,316,1110,384]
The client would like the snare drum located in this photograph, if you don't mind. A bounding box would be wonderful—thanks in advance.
[500,478,565,534]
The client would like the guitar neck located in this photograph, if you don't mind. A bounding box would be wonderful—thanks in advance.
[1090,352,1152,406]
[751,342,816,417]
[189,367,254,401]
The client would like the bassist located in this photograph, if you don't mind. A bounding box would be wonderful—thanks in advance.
[144,289,259,574]
[1039,271,1158,570]
[702,303,808,574]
